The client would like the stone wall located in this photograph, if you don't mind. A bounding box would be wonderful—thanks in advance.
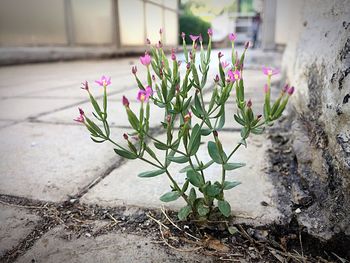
[282,0,350,239]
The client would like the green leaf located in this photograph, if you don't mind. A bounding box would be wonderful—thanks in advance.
[217,108,225,129]
[114,148,137,159]
[234,114,245,126]
[251,127,264,135]
[167,155,189,163]
[179,165,194,173]
[201,129,212,136]
[208,141,223,164]
[188,124,201,156]
[228,226,239,235]
[160,191,180,202]
[223,163,246,171]
[126,108,139,130]
[206,184,221,197]
[187,170,204,187]
[91,137,105,143]
[154,141,168,150]
[182,180,189,193]
[197,203,210,216]
[223,181,241,190]
[188,188,197,205]
[218,200,231,217]
[138,169,165,178]
[178,205,192,220]
[194,93,204,115]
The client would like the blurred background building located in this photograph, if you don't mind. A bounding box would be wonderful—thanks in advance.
[0,0,297,65]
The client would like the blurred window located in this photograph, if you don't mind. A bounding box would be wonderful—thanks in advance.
[72,0,113,45]
[0,0,66,45]
[118,0,145,46]
[164,10,178,46]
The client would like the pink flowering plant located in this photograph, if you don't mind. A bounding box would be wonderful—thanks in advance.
[76,30,294,221]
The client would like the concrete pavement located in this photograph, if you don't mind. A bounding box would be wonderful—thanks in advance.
[0,49,284,261]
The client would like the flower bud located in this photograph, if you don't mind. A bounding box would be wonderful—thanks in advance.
[166,115,171,123]
[152,74,156,81]
[218,52,223,59]
[146,38,151,45]
[159,28,163,35]
[181,32,186,39]
[257,114,262,119]
[244,41,250,49]
[247,99,252,108]
[186,63,191,70]
[194,43,198,50]
[132,65,137,75]
[282,84,289,93]
[287,86,295,95]
[176,85,180,93]
[184,111,192,122]
[213,130,218,137]
[81,81,89,91]
[122,96,129,107]
[207,28,213,37]
[199,34,203,42]
[123,133,128,140]
[78,107,84,115]
[189,52,193,60]
[177,61,182,67]
[171,48,176,61]
[214,74,220,83]
[157,41,163,48]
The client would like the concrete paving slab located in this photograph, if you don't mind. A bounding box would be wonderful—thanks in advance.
[0,204,40,257]
[0,122,129,202]
[0,120,16,129]
[0,97,82,121]
[16,227,212,263]
[37,98,166,128]
[82,131,281,225]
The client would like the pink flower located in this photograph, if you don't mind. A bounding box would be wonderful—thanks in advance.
[95,76,111,87]
[262,66,279,76]
[189,35,199,42]
[140,52,151,66]
[229,33,237,42]
[181,32,186,39]
[287,86,295,95]
[122,96,129,107]
[74,108,85,123]
[263,84,269,93]
[207,28,213,37]
[137,86,153,102]
[228,69,241,82]
[81,81,89,91]
[221,61,230,69]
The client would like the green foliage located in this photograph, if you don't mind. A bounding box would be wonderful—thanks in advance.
[80,26,293,223]
[179,13,211,45]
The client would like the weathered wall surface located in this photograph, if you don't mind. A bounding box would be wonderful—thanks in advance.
[282,0,350,239]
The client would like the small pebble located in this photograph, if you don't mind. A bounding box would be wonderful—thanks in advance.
[85,233,91,237]
[295,208,302,214]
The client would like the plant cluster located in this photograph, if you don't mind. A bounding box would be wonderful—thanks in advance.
[75,29,294,221]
